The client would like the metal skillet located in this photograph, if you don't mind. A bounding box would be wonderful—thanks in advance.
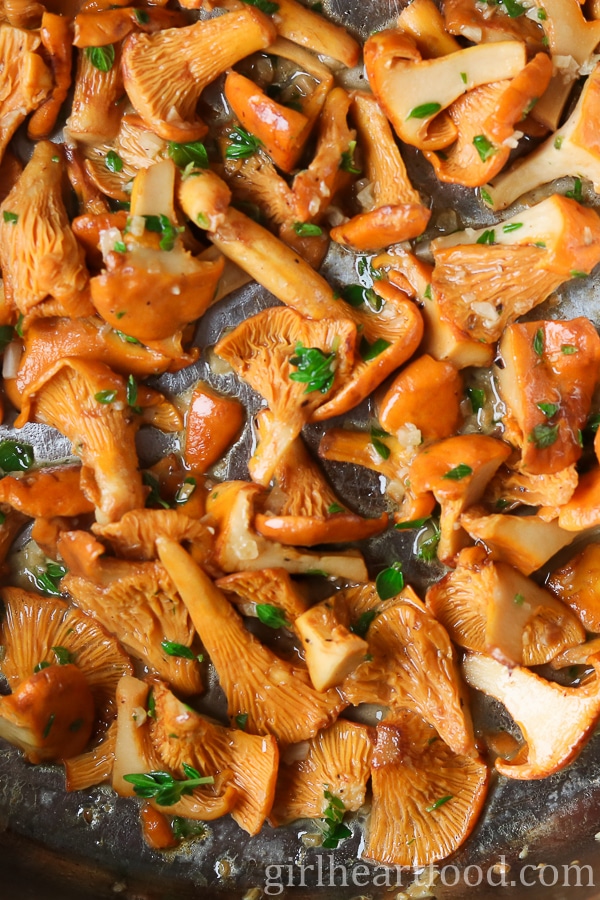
[2,0,600,896]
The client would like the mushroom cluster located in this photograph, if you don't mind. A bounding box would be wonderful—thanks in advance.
[1,0,600,878]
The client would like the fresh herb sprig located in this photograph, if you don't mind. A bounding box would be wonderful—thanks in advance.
[321,790,352,849]
[289,343,336,394]
[123,764,215,806]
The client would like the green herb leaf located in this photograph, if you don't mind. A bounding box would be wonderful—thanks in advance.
[537,401,559,418]
[105,150,123,173]
[0,440,34,472]
[293,222,323,237]
[143,471,171,509]
[570,269,587,279]
[123,766,215,806]
[321,789,351,849]
[126,374,141,412]
[467,386,485,413]
[175,477,197,505]
[480,188,493,206]
[528,422,559,449]
[460,71,467,84]
[370,432,390,460]
[476,229,495,245]
[359,335,391,362]
[0,325,14,351]
[147,688,156,718]
[554,136,563,150]
[407,102,442,119]
[52,646,74,665]
[113,240,127,253]
[33,561,67,597]
[235,713,249,730]
[2,210,18,225]
[85,44,115,72]
[171,817,207,841]
[423,283,433,300]
[289,343,336,394]
[417,525,441,563]
[394,517,429,530]
[327,502,345,514]
[350,608,378,638]
[502,0,525,15]
[341,284,381,309]
[340,140,361,174]
[537,6,547,17]
[442,463,473,480]
[473,135,497,162]
[502,222,523,232]
[240,0,279,12]
[514,593,525,605]
[561,344,578,354]
[225,125,264,160]
[43,713,55,739]
[168,141,209,169]
[34,661,51,673]
[95,389,117,404]
[256,603,290,629]
[161,640,196,660]
[426,794,453,812]
[134,7,150,23]
[533,327,544,357]
[114,329,141,344]
[565,177,583,202]
[375,561,404,601]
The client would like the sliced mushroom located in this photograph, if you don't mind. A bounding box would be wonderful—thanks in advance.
[269,719,373,826]
[206,481,368,581]
[216,567,309,621]
[157,538,347,745]
[0,141,91,327]
[462,651,600,778]
[0,23,53,162]
[184,382,244,473]
[398,0,462,58]
[556,466,600,532]
[443,0,545,48]
[460,506,575,576]
[66,44,124,145]
[294,599,370,692]
[27,13,74,141]
[15,358,145,525]
[61,551,203,697]
[214,305,356,484]
[342,591,476,757]
[497,317,600,475]
[272,0,359,66]
[0,465,94,519]
[431,195,600,342]
[254,422,388,545]
[122,8,277,142]
[365,711,488,867]
[64,720,117,791]
[408,434,511,563]
[91,508,212,563]
[150,681,279,835]
[426,548,585,666]
[486,463,578,512]
[547,543,600,633]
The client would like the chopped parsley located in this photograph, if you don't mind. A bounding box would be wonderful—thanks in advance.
[350,608,378,638]
[161,640,197,660]
[235,713,249,730]
[360,336,391,361]
[528,422,559,449]
[256,604,290,629]
[407,102,442,119]
[476,229,495,245]
[426,795,453,812]
[0,440,34,472]
[502,222,523,232]
[289,343,336,394]
[375,561,404,600]
[225,125,263,160]
[2,211,18,225]
[168,141,209,169]
[370,426,391,460]
[467,386,485,413]
[536,401,559,418]
[293,222,323,237]
[85,44,115,72]
[240,0,279,11]
[533,327,544,357]
[134,8,150,23]
[105,150,123,173]
[327,503,345,514]
[340,140,361,174]
[473,135,497,162]
[565,177,583,202]
[442,463,473,480]
[321,790,352,849]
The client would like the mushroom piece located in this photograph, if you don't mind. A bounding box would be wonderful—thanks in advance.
[113,675,238,820]
[122,8,277,142]
[365,711,488,867]
[157,538,347,746]
[398,0,462,58]
[408,434,512,563]
[0,586,133,725]
[90,160,225,344]
[550,638,600,670]
[206,481,369,581]
[294,599,369,692]
[0,664,95,764]
[423,54,552,188]
[497,317,600,475]
[431,195,600,343]
[15,358,145,525]
[0,150,22,203]
[342,591,476,757]
[547,543,600,633]
[486,62,600,210]
[462,651,600,779]
[364,29,527,151]
[150,681,279,835]
[73,6,185,47]
[272,0,359,66]
[184,382,244,473]
[61,549,204,697]
[0,464,94,519]
[443,0,545,47]
[214,306,356,484]
[312,282,424,421]
[486,463,578,512]
[216,567,309,622]
[91,508,212,563]
[330,91,431,251]
[0,23,53,163]
[64,721,117,791]
[27,13,74,141]
[460,506,575,576]
[426,547,586,666]
[254,422,388,546]
[556,466,600,532]
[269,719,373,826]
[0,141,91,327]
[378,353,463,442]
[66,44,124,145]
[374,249,495,369]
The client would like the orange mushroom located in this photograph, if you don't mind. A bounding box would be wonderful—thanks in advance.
[64,720,117,791]
[547,543,600,633]
[66,44,124,145]
[0,464,94,519]
[0,23,53,163]
[463,651,600,779]
[216,567,309,621]
[184,381,244,472]
[556,466,600,532]
[365,711,488,867]
[27,13,74,141]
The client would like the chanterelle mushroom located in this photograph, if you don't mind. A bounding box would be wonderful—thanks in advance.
[0,141,90,327]
[157,538,347,746]
[431,195,600,343]
[463,652,600,779]
[214,305,356,484]
[497,317,600,475]
[365,711,488,867]
[547,543,600,633]
[90,160,225,343]
[122,8,277,142]
[0,24,53,163]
